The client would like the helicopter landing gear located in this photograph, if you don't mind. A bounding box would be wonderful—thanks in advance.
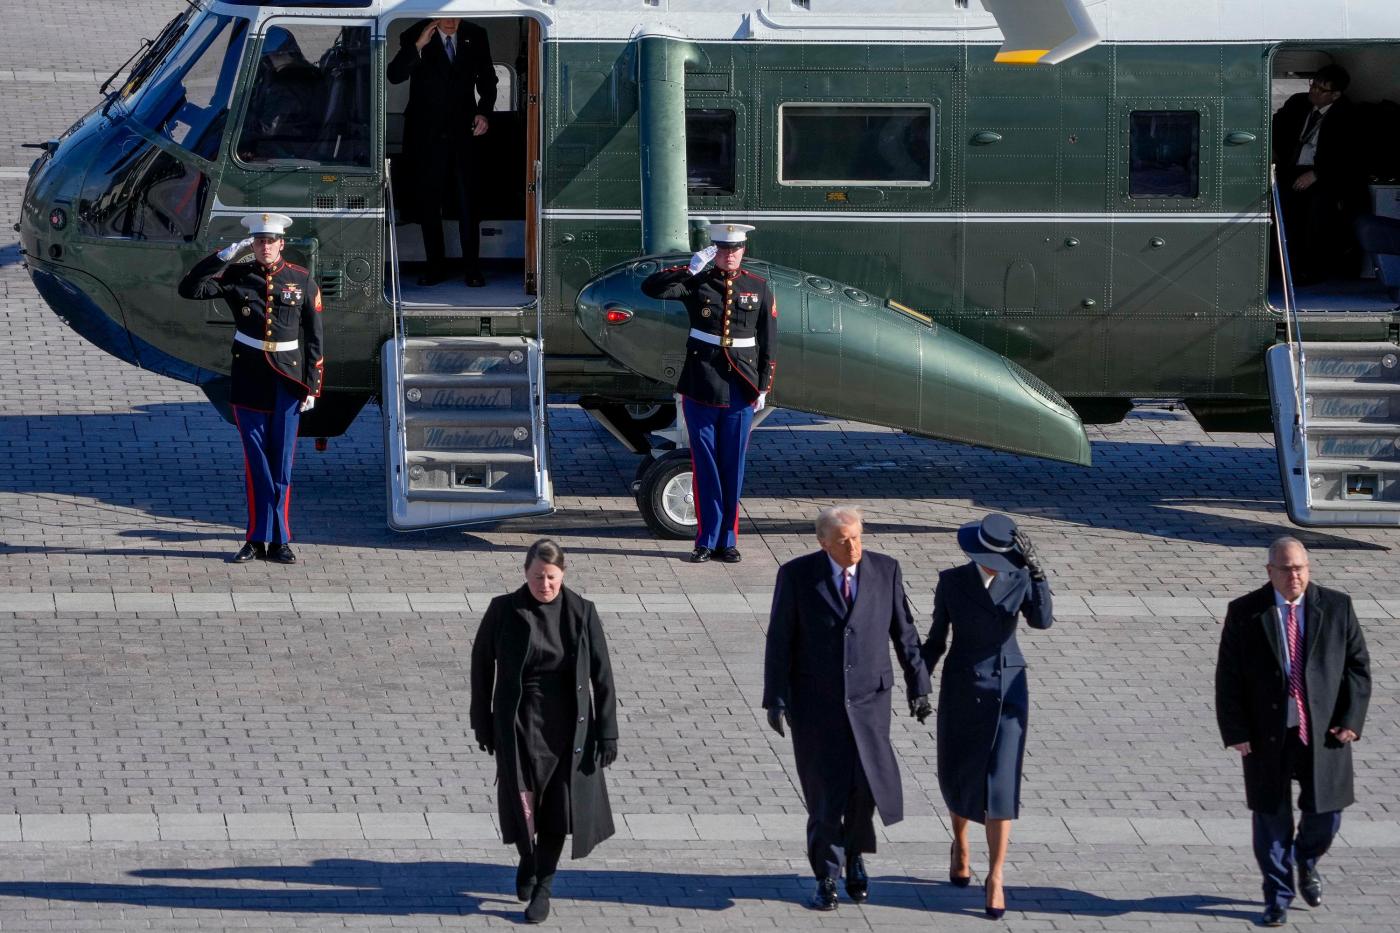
[632,449,696,540]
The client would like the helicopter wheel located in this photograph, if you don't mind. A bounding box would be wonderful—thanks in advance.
[634,449,697,540]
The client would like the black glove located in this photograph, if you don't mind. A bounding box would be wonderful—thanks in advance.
[474,729,494,756]
[911,695,933,724]
[597,739,618,768]
[1013,529,1047,582]
[766,707,789,737]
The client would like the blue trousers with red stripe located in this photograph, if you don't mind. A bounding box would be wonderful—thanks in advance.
[232,380,301,544]
[683,376,755,551]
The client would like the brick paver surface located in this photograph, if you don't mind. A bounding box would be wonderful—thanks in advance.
[0,2,1396,929]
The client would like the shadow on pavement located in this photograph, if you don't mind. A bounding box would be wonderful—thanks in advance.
[0,859,1255,920]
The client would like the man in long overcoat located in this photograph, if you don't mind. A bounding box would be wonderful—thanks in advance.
[763,505,931,910]
[1216,536,1371,927]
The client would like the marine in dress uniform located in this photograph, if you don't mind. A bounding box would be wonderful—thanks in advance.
[640,223,777,564]
[177,213,325,564]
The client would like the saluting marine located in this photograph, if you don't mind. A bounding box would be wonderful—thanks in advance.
[178,213,324,564]
[641,223,777,563]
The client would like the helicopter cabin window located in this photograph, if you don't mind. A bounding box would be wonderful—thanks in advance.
[235,24,373,167]
[779,104,932,186]
[686,109,736,195]
[1129,111,1200,198]
[76,127,209,242]
[126,13,247,161]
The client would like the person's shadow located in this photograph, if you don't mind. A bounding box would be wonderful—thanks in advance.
[0,859,1254,921]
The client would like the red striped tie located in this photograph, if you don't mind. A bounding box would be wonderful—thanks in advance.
[1286,603,1308,745]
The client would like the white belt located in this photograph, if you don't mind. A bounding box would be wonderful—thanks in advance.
[689,328,756,349]
[235,331,298,352]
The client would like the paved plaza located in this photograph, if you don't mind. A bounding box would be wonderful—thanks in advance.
[0,3,1397,930]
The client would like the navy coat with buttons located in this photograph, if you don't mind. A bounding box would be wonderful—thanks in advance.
[469,585,618,858]
[922,563,1053,822]
[179,251,325,410]
[763,551,930,826]
[1215,582,1371,815]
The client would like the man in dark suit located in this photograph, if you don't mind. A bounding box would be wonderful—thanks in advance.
[763,505,931,910]
[388,18,497,287]
[1215,536,1371,927]
[1272,64,1364,284]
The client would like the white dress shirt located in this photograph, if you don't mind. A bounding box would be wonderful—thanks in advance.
[1272,589,1306,677]
[828,556,857,603]
[1296,102,1332,168]
[976,565,996,589]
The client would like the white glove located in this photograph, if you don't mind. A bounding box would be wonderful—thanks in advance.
[299,396,316,413]
[688,245,717,276]
[753,392,767,413]
[217,237,254,262]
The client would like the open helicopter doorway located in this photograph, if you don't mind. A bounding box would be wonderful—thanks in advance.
[1269,43,1400,314]
[385,15,539,311]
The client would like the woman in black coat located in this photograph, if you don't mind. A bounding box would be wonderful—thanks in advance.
[469,539,618,924]
[922,514,1053,920]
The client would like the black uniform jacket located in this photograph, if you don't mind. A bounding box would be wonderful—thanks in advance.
[1215,582,1372,815]
[922,563,1052,821]
[763,551,930,825]
[387,21,497,154]
[470,585,618,859]
[179,253,325,409]
[641,264,778,407]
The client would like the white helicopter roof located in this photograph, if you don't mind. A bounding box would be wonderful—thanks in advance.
[212,0,1400,45]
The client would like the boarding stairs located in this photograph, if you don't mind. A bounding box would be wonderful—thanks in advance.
[1266,168,1400,525]
[380,163,552,531]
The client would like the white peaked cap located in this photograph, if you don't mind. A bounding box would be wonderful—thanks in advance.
[240,212,294,237]
[708,222,755,245]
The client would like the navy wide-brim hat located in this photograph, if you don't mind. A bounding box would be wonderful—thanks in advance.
[956,513,1023,573]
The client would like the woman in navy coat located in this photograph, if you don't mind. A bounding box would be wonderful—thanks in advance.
[922,514,1053,920]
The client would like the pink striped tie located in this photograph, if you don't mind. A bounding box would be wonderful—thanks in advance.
[841,570,852,606]
[1286,604,1308,745]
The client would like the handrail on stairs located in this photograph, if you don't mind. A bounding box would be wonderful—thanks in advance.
[1270,164,1310,503]
[385,158,408,486]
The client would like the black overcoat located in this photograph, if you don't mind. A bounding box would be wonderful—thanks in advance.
[386,21,497,215]
[922,563,1053,823]
[1215,582,1371,815]
[469,585,617,859]
[763,551,930,826]
[1272,93,1363,201]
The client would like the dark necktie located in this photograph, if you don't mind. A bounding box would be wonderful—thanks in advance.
[1300,108,1321,143]
[1286,604,1309,745]
[444,36,455,64]
[841,570,852,607]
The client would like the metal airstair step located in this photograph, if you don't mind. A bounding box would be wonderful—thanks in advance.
[1300,341,1400,382]
[1305,378,1400,394]
[403,371,530,388]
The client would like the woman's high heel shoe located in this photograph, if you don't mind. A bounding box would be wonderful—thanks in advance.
[949,840,972,887]
[984,875,1006,920]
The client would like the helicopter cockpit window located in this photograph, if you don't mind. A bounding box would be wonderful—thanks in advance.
[1129,111,1200,198]
[128,13,248,162]
[686,109,736,196]
[779,104,932,186]
[235,24,373,167]
[76,126,209,242]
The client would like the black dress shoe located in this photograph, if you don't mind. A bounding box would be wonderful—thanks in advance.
[985,877,1006,920]
[808,878,838,911]
[269,544,297,564]
[1299,865,1321,907]
[689,546,713,563]
[416,269,448,287]
[718,546,742,563]
[844,855,868,903]
[464,271,485,288]
[524,877,552,923]
[232,542,265,563]
[1261,904,1287,926]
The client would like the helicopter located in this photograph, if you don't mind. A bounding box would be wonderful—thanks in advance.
[16,0,1400,533]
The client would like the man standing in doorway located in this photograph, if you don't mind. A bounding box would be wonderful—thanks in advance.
[179,213,325,564]
[1215,536,1371,926]
[388,18,497,288]
[641,224,778,563]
